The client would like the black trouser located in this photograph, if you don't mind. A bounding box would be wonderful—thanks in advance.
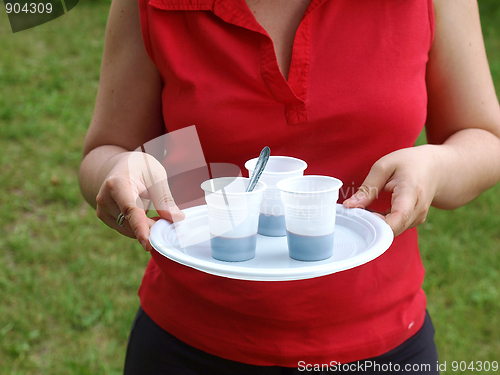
[124,308,439,375]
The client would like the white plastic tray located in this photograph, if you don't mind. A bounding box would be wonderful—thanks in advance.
[149,205,393,281]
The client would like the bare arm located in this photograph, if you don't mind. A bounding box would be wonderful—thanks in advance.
[79,0,183,250]
[344,0,500,235]
[425,0,500,208]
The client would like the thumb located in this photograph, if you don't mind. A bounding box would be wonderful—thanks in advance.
[343,162,394,209]
[148,179,186,222]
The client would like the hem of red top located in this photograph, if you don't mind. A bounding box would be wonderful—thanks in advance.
[139,296,427,367]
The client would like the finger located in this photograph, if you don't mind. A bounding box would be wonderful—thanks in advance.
[97,182,158,249]
[96,187,137,233]
[96,206,136,238]
[116,209,158,233]
[134,151,185,222]
[343,161,395,209]
[96,185,125,220]
[148,179,186,222]
[384,185,418,236]
[106,178,152,251]
[141,216,162,252]
[121,205,151,250]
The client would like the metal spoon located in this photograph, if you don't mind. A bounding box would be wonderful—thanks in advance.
[246,146,271,192]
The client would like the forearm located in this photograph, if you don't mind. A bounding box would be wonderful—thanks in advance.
[78,145,128,209]
[431,128,500,209]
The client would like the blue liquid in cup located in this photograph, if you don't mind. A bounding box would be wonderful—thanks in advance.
[258,214,286,237]
[210,234,257,262]
[286,231,335,261]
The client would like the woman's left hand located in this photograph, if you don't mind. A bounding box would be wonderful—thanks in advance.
[343,145,441,236]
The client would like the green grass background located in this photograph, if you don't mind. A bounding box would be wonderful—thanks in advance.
[0,1,499,374]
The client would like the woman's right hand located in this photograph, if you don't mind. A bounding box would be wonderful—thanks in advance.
[95,151,185,251]
[78,0,184,251]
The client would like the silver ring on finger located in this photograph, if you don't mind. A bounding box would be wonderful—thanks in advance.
[116,212,125,226]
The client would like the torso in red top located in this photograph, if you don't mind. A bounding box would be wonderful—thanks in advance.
[137,0,434,366]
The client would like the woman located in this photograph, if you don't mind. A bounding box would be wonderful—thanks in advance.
[79,0,500,373]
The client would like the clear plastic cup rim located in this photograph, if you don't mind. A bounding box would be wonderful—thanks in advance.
[201,177,267,195]
[245,156,308,175]
[276,175,343,194]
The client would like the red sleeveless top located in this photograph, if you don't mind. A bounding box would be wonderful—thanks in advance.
[137,0,434,366]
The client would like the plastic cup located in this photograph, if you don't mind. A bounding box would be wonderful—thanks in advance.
[277,176,343,261]
[245,156,307,237]
[201,177,266,262]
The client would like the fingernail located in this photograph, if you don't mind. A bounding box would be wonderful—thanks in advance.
[140,240,149,251]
